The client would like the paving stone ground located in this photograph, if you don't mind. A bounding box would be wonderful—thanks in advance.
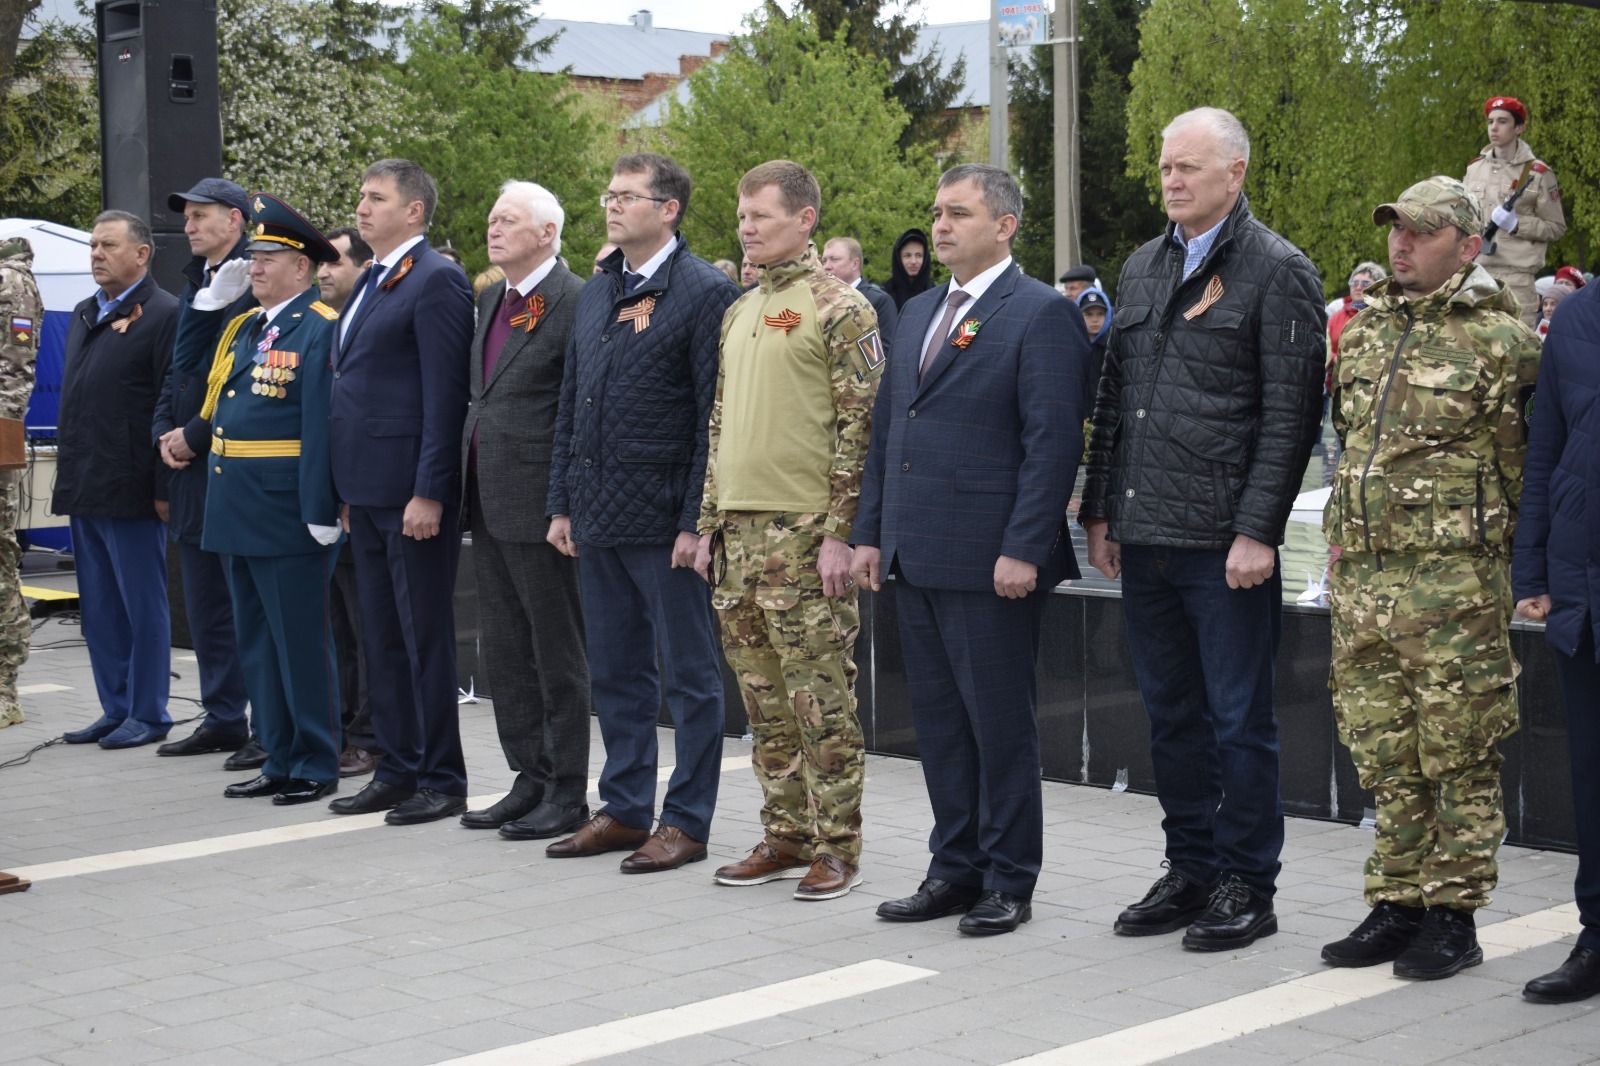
[1,609,1596,1066]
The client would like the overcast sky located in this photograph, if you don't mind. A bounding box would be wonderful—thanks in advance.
[530,0,986,34]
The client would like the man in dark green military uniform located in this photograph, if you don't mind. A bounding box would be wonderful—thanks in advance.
[1322,176,1540,980]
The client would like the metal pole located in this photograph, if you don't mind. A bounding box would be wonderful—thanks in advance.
[1053,0,1081,277]
[989,2,1009,168]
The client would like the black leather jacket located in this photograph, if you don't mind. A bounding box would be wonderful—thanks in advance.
[1080,195,1326,550]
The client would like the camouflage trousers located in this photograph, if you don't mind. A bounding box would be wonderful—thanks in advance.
[711,511,864,863]
[1329,551,1520,910]
[0,469,27,727]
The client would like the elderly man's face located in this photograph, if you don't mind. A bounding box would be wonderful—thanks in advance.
[1159,124,1245,235]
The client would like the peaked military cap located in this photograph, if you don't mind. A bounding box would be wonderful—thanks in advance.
[245,192,339,263]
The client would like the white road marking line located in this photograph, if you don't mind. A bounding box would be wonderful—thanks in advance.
[431,959,936,1066]
[14,753,750,882]
[1003,902,1584,1066]
[173,653,198,662]
[17,683,72,695]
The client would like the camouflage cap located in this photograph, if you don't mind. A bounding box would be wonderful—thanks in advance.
[1373,176,1483,235]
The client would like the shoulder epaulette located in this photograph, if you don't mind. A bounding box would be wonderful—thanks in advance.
[1468,155,1484,166]
[1531,160,1550,174]
[309,300,339,320]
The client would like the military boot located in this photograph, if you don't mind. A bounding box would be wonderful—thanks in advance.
[0,698,20,729]
[1393,906,1481,980]
[1321,901,1424,967]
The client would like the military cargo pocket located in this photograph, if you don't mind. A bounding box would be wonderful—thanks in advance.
[1459,651,1522,758]
[1431,473,1481,550]
[1398,356,1478,440]
[1337,359,1379,430]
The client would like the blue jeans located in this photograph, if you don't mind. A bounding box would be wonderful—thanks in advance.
[1119,544,1284,895]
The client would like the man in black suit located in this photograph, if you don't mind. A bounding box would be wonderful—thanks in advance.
[454,181,592,838]
[823,236,898,354]
[852,164,1090,935]
[326,159,474,825]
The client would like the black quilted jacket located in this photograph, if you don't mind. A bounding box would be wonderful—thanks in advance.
[1080,195,1326,550]
[547,237,739,546]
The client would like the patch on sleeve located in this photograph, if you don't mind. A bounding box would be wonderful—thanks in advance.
[9,316,35,347]
[1282,319,1319,351]
[855,329,885,373]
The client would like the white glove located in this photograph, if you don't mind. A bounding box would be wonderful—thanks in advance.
[192,258,252,311]
[1491,205,1519,233]
[307,523,341,546]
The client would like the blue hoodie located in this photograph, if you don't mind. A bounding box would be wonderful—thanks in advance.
[1076,286,1113,415]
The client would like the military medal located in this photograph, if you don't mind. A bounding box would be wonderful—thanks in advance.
[763,308,802,334]
[616,295,656,334]
[1182,275,1225,321]
[509,293,546,333]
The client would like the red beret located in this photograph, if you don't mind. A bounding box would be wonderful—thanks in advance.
[1555,265,1586,289]
[1484,96,1528,124]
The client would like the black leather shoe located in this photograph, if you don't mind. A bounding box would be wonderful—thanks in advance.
[460,793,540,830]
[1321,901,1424,967]
[223,738,269,771]
[1524,947,1600,1004]
[272,779,338,806]
[878,878,983,922]
[498,801,590,840]
[1393,907,1481,980]
[1115,866,1215,936]
[158,726,248,757]
[223,774,286,798]
[329,779,414,815]
[385,789,468,826]
[958,891,1032,936]
[1182,875,1277,951]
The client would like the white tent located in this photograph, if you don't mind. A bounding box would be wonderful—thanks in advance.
[1,218,95,311]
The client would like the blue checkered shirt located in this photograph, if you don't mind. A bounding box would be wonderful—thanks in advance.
[1172,217,1226,280]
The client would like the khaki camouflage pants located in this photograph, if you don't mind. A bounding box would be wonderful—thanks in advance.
[1329,551,1520,910]
[1493,269,1538,329]
[0,469,28,727]
[711,512,864,863]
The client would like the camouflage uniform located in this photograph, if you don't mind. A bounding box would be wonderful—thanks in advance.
[699,243,881,863]
[0,239,41,728]
[1464,138,1565,328]
[1325,181,1540,910]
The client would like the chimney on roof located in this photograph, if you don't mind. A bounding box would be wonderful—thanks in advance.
[709,39,729,58]
[631,9,653,32]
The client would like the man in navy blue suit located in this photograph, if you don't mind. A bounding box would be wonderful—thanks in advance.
[326,159,475,825]
[852,164,1091,935]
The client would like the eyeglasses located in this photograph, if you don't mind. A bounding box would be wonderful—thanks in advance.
[600,192,668,209]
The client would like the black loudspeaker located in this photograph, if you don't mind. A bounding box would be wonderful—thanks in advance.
[97,0,222,295]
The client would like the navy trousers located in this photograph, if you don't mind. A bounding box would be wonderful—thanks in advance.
[178,540,249,736]
[70,516,171,726]
[348,503,466,796]
[224,550,341,783]
[1554,626,1600,953]
[1119,544,1284,896]
[894,566,1050,898]
[329,542,375,750]
[580,543,726,842]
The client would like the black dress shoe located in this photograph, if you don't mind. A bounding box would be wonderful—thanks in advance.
[223,774,286,798]
[958,891,1032,936]
[460,793,540,830]
[1524,947,1600,1004]
[878,878,983,922]
[1115,866,1215,936]
[158,726,248,757]
[1393,907,1480,980]
[1182,875,1277,951]
[498,801,590,840]
[223,738,269,771]
[272,779,338,806]
[1321,901,1424,967]
[329,779,414,815]
[385,789,468,826]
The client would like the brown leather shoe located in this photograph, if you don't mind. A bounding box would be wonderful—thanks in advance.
[619,825,708,874]
[544,811,649,858]
[713,840,810,886]
[794,854,862,901]
[338,746,378,778]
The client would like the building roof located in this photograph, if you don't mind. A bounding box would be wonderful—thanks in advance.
[534,17,728,80]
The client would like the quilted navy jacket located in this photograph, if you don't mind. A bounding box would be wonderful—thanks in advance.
[1513,281,1600,660]
[547,238,739,546]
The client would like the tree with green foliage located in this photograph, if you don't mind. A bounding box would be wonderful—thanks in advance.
[794,0,969,152]
[0,13,98,226]
[653,11,938,279]
[387,0,608,272]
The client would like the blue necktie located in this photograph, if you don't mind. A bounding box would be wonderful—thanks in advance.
[623,271,644,295]
[360,263,386,306]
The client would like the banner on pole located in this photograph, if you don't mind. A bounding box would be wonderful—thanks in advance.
[996,1,1048,47]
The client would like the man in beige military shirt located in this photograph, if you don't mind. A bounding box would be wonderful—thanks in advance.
[1464,95,1565,328]
[0,238,41,729]
[693,159,883,902]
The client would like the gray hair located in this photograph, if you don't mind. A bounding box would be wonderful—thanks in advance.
[937,163,1024,231]
[496,179,565,255]
[1349,260,1386,286]
[93,209,153,250]
[362,158,439,228]
[1162,107,1251,167]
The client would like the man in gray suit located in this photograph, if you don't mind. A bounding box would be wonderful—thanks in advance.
[457,180,592,837]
